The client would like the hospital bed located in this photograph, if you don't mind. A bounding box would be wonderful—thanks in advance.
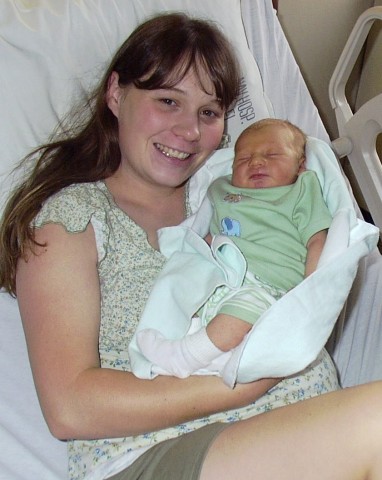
[329,6,382,232]
[0,1,381,479]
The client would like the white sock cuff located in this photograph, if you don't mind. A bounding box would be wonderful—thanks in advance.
[185,328,224,364]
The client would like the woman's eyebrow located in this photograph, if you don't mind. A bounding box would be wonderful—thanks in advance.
[160,85,220,104]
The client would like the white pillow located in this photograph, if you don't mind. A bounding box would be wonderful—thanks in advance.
[0,0,271,208]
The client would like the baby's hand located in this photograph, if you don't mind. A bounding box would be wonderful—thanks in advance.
[204,233,213,245]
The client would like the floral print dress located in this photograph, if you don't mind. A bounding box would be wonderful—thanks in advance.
[34,181,340,480]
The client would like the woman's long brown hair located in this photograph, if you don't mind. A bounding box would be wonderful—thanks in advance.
[0,12,241,295]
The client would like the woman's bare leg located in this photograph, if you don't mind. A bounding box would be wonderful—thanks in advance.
[200,381,382,480]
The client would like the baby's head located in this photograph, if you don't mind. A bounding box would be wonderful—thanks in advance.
[232,118,307,189]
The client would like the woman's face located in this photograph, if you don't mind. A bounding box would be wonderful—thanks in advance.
[107,68,225,191]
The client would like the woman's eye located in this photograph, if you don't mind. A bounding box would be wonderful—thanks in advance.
[201,108,224,120]
[160,98,176,106]
[202,109,216,117]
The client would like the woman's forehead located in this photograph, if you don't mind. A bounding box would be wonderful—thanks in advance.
[162,58,216,92]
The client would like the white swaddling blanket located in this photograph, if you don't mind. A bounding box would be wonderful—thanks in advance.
[129,137,379,387]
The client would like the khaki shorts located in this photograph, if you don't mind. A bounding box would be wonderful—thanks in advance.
[107,422,228,480]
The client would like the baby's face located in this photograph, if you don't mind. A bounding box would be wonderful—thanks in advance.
[232,125,305,189]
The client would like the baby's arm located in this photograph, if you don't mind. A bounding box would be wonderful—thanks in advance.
[304,229,328,277]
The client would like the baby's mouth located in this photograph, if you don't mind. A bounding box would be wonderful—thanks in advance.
[155,143,191,160]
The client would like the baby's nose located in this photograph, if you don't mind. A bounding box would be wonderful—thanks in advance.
[249,154,266,166]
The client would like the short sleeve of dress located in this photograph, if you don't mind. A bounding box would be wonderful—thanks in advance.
[33,182,110,263]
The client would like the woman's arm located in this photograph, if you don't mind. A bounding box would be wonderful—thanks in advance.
[17,223,277,441]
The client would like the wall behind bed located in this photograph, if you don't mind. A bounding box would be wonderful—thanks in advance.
[277,0,377,140]
[277,0,382,214]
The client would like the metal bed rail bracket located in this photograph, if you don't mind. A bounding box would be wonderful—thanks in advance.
[329,7,382,233]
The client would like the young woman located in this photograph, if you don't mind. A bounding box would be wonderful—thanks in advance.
[0,12,381,480]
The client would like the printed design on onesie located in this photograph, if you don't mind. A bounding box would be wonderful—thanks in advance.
[223,193,242,203]
[221,192,243,237]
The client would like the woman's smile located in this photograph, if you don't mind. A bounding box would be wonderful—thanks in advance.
[154,142,192,160]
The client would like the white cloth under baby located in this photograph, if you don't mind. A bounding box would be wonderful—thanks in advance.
[129,233,247,381]
[129,137,380,388]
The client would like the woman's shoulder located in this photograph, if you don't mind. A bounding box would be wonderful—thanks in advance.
[33,181,112,233]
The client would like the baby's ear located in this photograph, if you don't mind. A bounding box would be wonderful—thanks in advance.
[298,157,307,174]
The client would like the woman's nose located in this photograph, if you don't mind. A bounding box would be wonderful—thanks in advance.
[172,115,201,142]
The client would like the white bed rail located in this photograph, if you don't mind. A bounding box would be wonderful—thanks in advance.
[329,6,382,233]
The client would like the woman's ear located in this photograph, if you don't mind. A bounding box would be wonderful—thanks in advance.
[106,71,121,118]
